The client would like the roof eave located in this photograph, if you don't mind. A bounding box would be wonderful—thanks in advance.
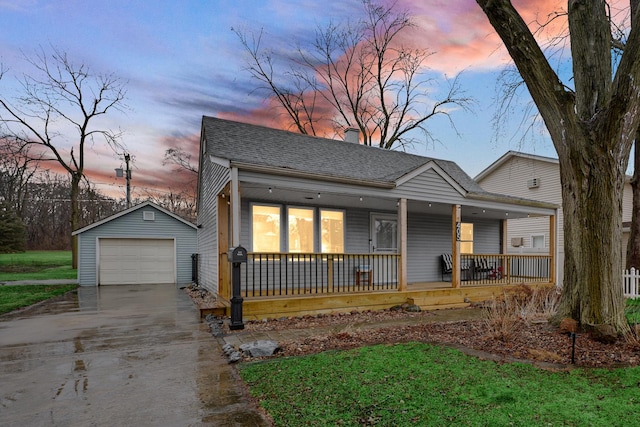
[231,161,395,188]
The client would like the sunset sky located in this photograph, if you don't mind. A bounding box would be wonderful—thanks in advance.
[0,1,575,200]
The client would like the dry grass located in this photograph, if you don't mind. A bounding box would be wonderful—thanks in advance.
[482,284,560,341]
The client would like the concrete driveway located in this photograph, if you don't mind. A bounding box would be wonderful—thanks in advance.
[0,284,268,426]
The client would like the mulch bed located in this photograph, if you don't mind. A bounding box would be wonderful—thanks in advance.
[236,309,640,368]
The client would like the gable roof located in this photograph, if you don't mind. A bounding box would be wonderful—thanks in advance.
[201,116,484,193]
[72,201,196,235]
[474,151,559,182]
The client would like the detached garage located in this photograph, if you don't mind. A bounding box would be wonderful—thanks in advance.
[73,202,197,286]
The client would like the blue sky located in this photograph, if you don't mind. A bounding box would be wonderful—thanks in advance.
[0,0,560,199]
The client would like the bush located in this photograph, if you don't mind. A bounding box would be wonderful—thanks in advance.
[0,203,26,253]
[482,284,560,341]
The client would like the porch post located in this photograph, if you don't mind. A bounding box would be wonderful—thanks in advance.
[398,198,407,291]
[549,213,557,284]
[501,219,508,254]
[451,204,461,288]
[230,167,241,247]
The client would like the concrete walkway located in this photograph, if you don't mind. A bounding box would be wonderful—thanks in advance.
[0,284,269,426]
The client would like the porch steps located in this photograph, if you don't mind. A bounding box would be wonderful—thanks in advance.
[198,299,229,318]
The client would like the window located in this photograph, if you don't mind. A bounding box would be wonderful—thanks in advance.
[371,214,398,252]
[252,205,281,252]
[531,234,545,249]
[288,207,314,253]
[460,223,473,254]
[252,204,345,253]
[321,210,344,253]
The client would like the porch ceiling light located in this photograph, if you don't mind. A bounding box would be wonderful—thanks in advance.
[428,202,432,207]
[318,192,321,198]
[359,196,363,202]
[505,212,509,216]
[268,187,273,193]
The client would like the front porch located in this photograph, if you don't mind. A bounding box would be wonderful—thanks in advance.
[217,252,554,319]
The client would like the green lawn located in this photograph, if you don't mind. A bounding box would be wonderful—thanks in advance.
[240,342,640,426]
[0,251,76,281]
[0,284,78,315]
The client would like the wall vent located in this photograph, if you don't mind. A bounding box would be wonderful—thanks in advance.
[527,178,540,189]
[511,237,524,247]
[143,211,155,221]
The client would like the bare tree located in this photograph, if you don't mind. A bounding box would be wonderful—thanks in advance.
[0,47,127,267]
[234,0,471,150]
[0,135,43,218]
[476,1,640,335]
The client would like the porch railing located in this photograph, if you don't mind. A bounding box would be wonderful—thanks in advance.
[240,253,400,297]
[460,254,552,286]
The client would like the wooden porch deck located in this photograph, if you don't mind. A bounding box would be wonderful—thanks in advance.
[217,280,553,321]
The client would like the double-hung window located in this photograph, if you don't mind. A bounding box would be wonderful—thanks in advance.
[460,223,474,254]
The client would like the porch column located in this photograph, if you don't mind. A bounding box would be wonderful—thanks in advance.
[549,213,557,285]
[230,167,241,247]
[451,204,461,288]
[398,198,407,291]
[501,219,508,254]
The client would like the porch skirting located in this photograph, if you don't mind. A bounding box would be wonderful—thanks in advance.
[219,282,554,321]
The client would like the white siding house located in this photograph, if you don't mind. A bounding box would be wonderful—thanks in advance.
[475,151,633,285]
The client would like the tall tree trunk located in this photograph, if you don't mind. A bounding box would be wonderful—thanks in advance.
[557,141,628,331]
[70,173,80,269]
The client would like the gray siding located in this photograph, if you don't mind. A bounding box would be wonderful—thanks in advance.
[197,159,231,294]
[392,168,466,204]
[77,206,196,286]
[405,214,500,283]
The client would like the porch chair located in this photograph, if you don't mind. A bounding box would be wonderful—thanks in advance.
[356,265,373,287]
[441,254,453,281]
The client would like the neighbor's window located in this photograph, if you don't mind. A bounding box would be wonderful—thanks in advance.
[288,207,314,253]
[320,209,344,253]
[460,223,474,253]
[532,234,545,249]
[252,205,281,252]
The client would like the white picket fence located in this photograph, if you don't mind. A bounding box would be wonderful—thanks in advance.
[624,268,640,298]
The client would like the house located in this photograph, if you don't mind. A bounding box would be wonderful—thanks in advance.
[196,117,558,319]
[73,201,197,286]
[475,151,633,285]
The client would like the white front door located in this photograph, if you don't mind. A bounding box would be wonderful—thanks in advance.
[370,214,398,285]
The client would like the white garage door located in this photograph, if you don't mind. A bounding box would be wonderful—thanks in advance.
[99,238,175,285]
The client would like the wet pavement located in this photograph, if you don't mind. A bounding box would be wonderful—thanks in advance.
[0,284,269,427]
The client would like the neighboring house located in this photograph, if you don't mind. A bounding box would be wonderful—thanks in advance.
[73,201,197,286]
[196,117,558,319]
[475,151,633,285]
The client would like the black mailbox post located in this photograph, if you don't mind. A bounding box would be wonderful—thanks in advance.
[228,246,247,330]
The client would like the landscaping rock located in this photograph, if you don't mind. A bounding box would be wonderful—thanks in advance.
[590,324,618,344]
[239,340,280,357]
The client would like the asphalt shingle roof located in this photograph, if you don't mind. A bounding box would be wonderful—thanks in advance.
[201,116,484,193]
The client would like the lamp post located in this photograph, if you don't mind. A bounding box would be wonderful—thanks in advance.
[115,153,132,208]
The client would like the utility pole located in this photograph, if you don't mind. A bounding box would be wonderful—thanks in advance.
[115,153,132,209]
